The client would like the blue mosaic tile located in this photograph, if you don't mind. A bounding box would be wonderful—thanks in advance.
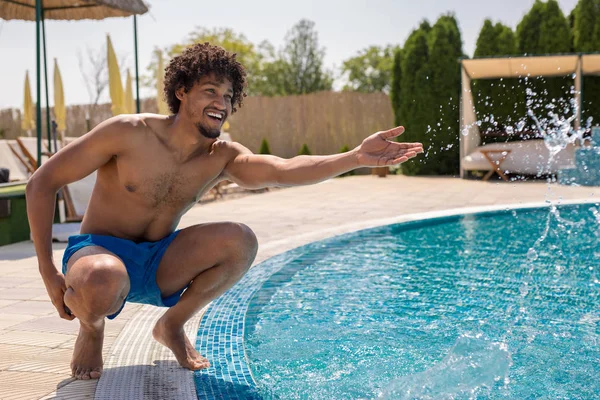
[194,248,309,399]
[193,227,404,399]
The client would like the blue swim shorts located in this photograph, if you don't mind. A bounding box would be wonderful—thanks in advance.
[62,231,186,319]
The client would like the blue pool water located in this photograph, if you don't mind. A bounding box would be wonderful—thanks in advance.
[243,204,600,399]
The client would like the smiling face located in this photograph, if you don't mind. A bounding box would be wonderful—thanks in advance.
[177,73,234,139]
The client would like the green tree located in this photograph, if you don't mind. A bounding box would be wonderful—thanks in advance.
[540,0,573,110]
[539,0,571,52]
[473,20,522,140]
[568,4,578,51]
[390,48,403,126]
[493,24,523,136]
[270,19,333,96]
[472,20,498,136]
[574,0,600,123]
[425,14,462,175]
[517,0,546,55]
[517,1,573,119]
[258,138,271,154]
[397,21,433,175]
[574,0,599,51]
[474,20,498,56]
[394,16,464,176]
[145,27,268,95]
[251,41,288,96]
[341,45,398,93]
[516,0,546,113]
[495,23,517,55]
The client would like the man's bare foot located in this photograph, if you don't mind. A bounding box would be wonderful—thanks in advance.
[71,322,104,380]
[152,317,210,370]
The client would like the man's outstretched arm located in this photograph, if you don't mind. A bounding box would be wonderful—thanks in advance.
[223,126,423,189]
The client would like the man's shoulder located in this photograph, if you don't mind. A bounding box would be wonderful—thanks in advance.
[111,113,168,132]
[213,139,251,158]
[90,114,167,141]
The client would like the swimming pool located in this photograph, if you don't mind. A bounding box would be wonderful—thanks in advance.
[196,203,600,399]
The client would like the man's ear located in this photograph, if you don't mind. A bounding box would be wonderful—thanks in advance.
[175,87,186,102]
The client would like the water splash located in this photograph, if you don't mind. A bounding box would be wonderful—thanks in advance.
[525,204,586,268]
[527,109,575,159]
[518,83,592,261]
[380,334,512,400]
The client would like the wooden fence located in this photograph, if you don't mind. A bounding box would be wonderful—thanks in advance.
[0,91,394,157]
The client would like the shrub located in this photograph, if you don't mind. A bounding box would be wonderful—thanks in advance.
[298,143,312,155]
[258,138,271,154]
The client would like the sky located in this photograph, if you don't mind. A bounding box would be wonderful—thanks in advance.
[0,0,580,109]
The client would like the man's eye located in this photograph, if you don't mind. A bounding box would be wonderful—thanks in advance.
[207,89,215,94]
[225,95,232,100]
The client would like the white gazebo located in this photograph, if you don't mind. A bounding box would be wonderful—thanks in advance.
[459,53,600,179]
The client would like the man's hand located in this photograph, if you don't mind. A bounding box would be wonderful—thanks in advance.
[41,269,75,321]
[355,126,423,167]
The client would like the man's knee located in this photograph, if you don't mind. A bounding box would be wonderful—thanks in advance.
[71,256,127,288]
[233,222,258,253]
[221,222,258,263]
[66,255,129,318]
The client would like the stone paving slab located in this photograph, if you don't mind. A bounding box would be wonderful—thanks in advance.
[0,176,597,399]
[16,281,47,289]
[0,330,75,348]
[7,348,74,375]
[0,371,73,400]
[0,288,48,301]
[0,300,22,311]
[38,379,97,400]
[0,301,56,317]
[0,314,38,330]
[0,344,43,370]
[0,278,34,289]
[8,316,81,336]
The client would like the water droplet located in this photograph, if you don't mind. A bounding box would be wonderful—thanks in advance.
[527,248,538,261]
[519,283,529,296]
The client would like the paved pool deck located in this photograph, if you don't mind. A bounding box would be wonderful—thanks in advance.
[0,175,597,399]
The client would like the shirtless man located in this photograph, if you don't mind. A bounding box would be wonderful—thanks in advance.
[26,43,423,380]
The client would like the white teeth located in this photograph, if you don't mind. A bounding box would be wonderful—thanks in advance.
[207,112,222,120]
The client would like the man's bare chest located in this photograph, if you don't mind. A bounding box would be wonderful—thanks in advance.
[105,152,224,209]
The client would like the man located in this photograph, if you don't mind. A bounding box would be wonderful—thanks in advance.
[26,43,423,380]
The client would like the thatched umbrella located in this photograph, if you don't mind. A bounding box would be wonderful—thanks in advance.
[0,0,148,166]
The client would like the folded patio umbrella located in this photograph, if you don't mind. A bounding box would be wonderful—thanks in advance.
[21,71,35,134]
[156,50,170,115]
[53,58,66,133]
[124,69,135,114]
[107,34,125,116]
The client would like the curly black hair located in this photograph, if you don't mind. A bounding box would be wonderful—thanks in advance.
[163,42,247,114]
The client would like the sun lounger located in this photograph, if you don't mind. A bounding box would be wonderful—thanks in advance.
[0,140,32,181]
[462,139,576,177]
[60,172,96,221]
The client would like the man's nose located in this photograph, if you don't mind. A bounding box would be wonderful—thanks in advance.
[213,98,227,110]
